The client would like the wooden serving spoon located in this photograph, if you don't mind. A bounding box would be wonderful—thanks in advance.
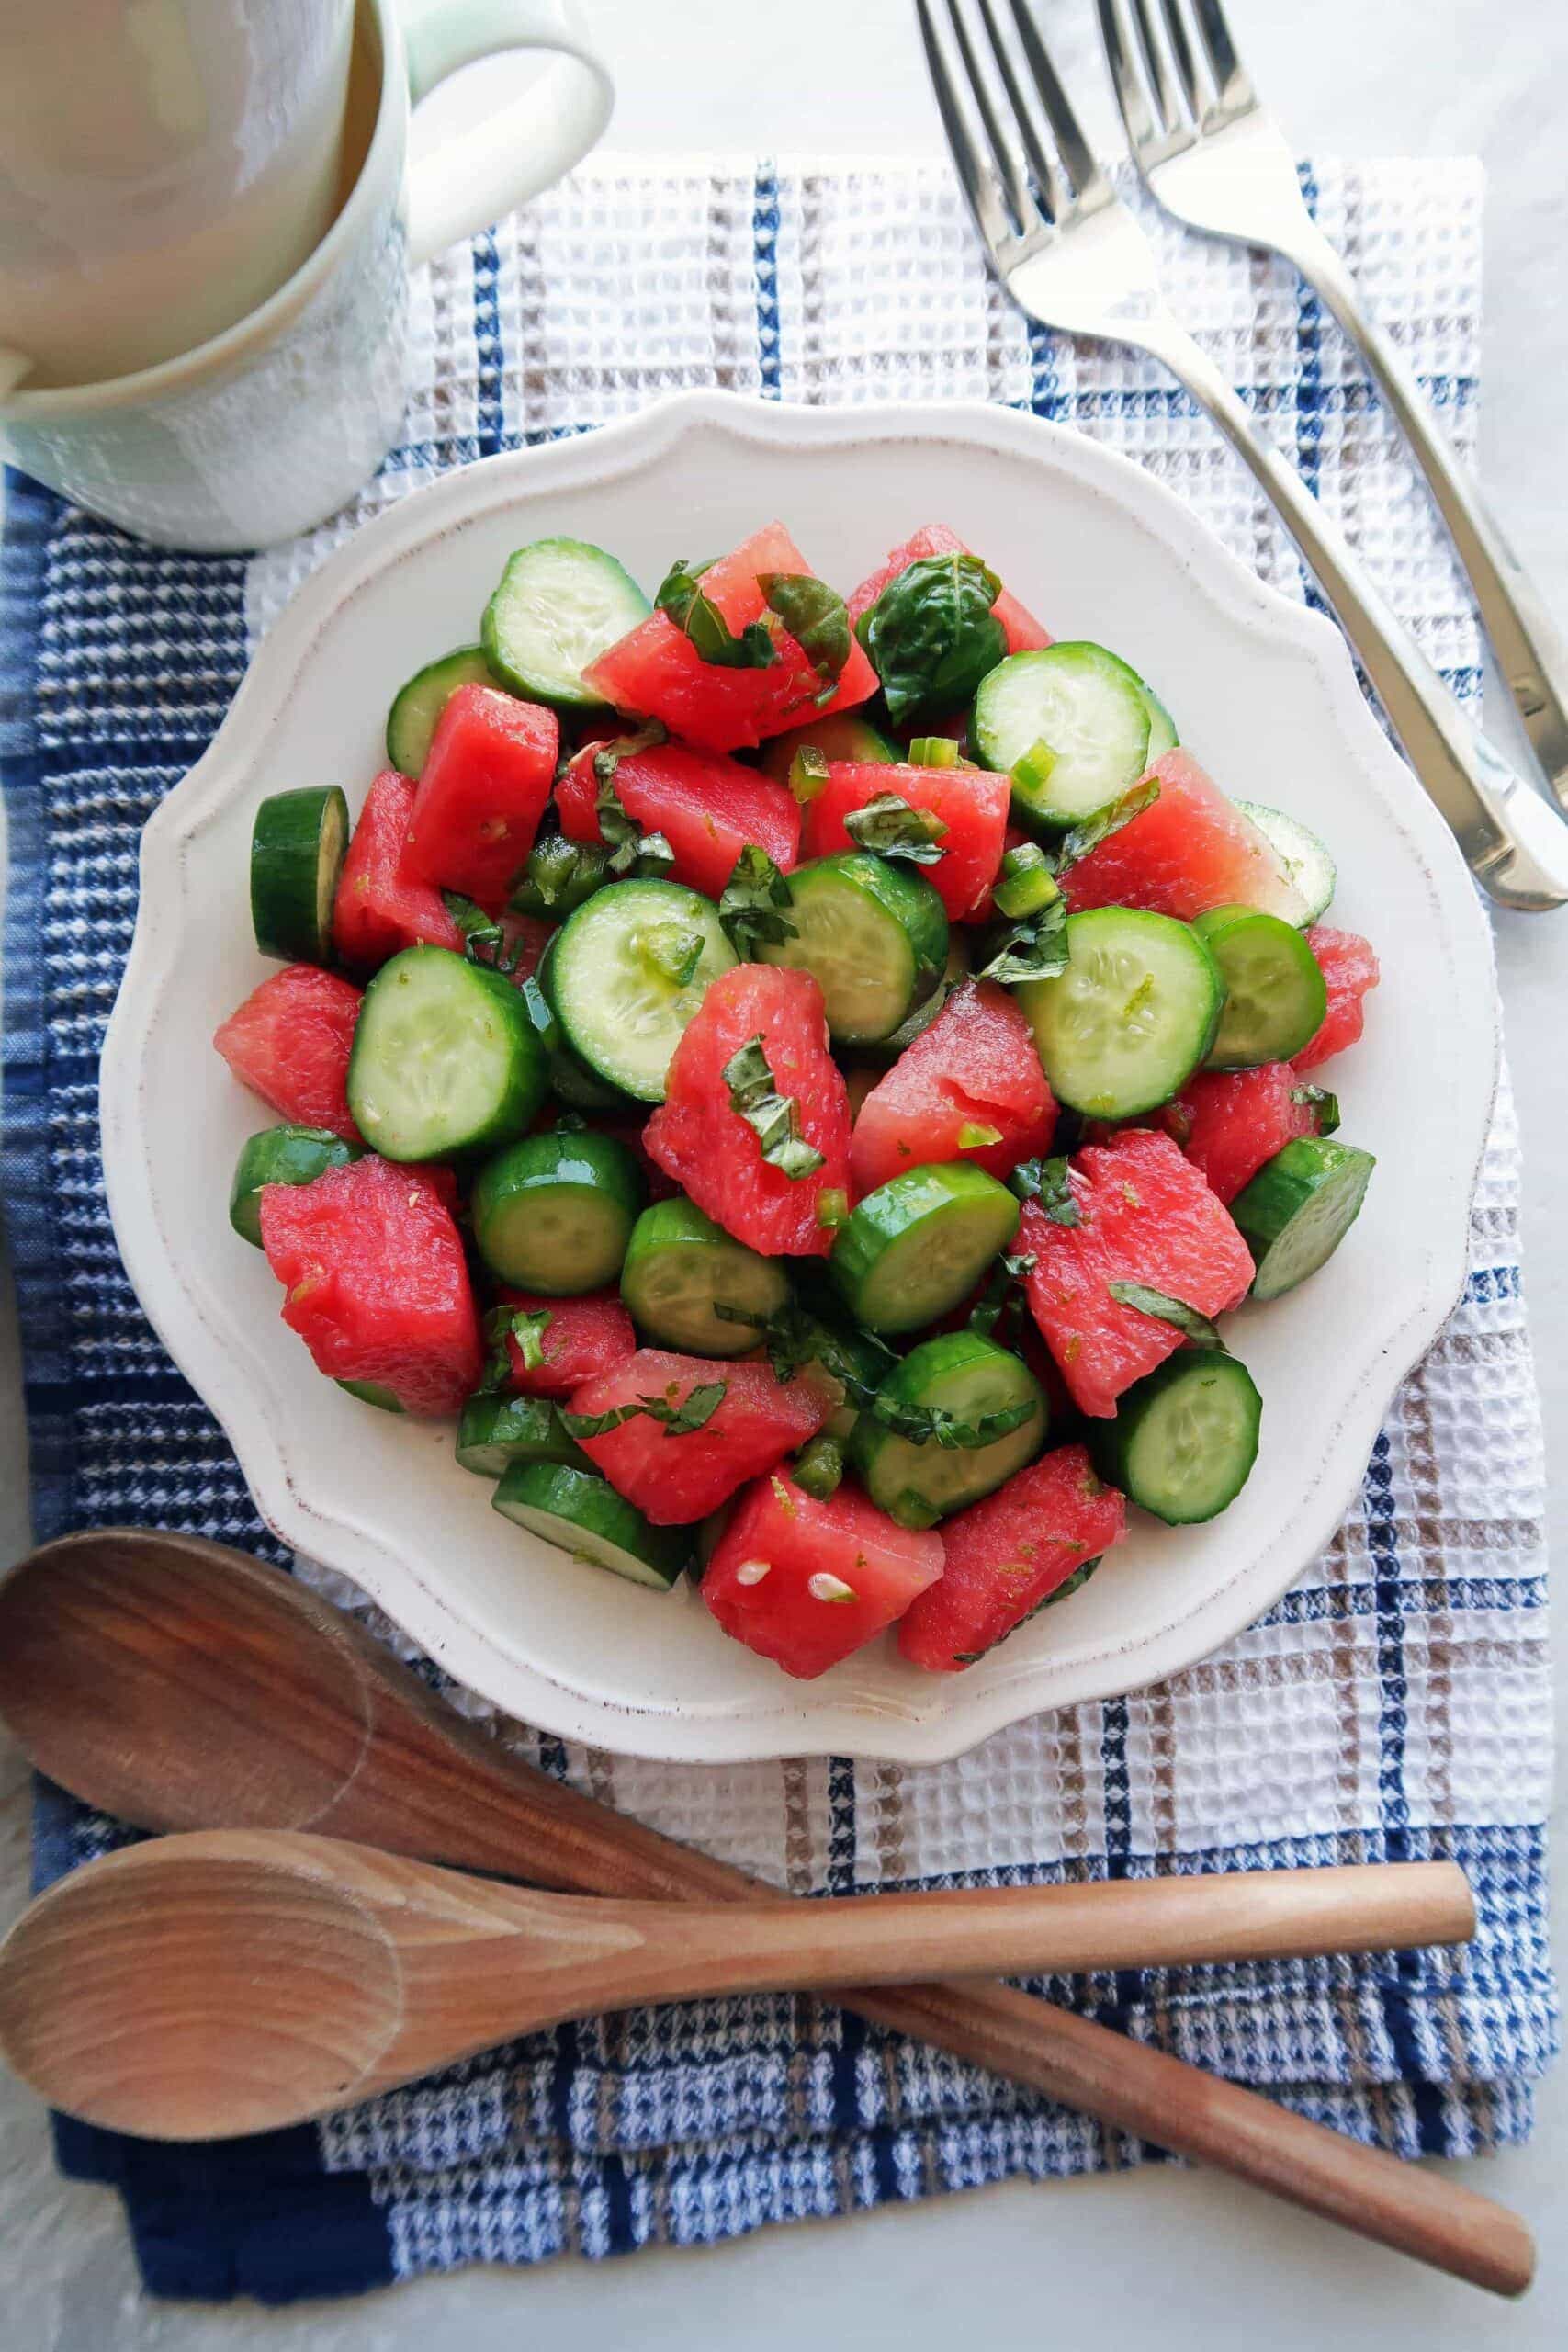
[0,1531,1532,2296]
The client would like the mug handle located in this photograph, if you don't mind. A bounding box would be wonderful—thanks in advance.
[397,0,614,266]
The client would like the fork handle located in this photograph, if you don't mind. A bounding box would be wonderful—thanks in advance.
[1286,220,1568,811]
[1143,318,1568,912]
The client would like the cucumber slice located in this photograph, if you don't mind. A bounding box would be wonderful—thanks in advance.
[759,710,898,783]
[483,537,651,711]
[971,644,1152,832]
[620,1197,790,1355]
[470,1128,645,1293]
[852,1331,1046,1529]
[249,786,350,965]
[456,1393,592,1479]
[229,1125,362,1247]
[336,1379,404,1413]
[852,932,973,1067]
[832,1164,1021,1334]
[492,1461,686,1589]
[1230,1136,1375,1301]
[522,948,639,1115]
[1235,801,1337,925]
[1015,907,1223,1119]
[1089,1351,1261,1523]
[546,878,737,1102]
[1192,904,1329,1069]
[385,646,495,777]
[347,944,547,1161]
[1139,681,1179,760]
[758,853,947,1045]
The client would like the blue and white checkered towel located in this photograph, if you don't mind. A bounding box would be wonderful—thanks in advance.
[0,154,1554,2305]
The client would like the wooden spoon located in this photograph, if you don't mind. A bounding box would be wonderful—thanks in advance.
[0,1530,1532,2296]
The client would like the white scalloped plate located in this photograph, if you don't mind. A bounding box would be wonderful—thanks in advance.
[100,392,1497,1763]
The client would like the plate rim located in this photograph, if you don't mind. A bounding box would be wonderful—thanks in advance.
[100,389,1500,1763]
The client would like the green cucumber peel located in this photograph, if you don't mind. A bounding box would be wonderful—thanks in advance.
[719,844,797,956]
[758,572,851,705]
[992,842,1060,921]
[854,551,1006,728]
[514,833,608,915]
[722,1035,826,1180]
[1107,1281,1226,1351]
[656,559,778,670]
[951,1556,1100,1660]
[843,792,948,865]
[791,1430,846,1500]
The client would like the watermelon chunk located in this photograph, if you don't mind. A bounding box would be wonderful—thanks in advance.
[569,1350,836,1523]
[582,523,879,752]
[214,965,363,1143]
[259,1157,481,1417]
[1063,752,1308,925]
[848,524,1051,658]
[897,1445,1126,1671]
[1292,926,1380,1070]
[402,684,558,909]
[802,757,1010,921]
[333,769,465,967]
[1020,1129,1255,1416]
[850,981,1056,1193]
[644,965,852,1258]
[1168,1065,1320,1205]
[705,1472,944,1679]
[556,739,800,896]
[498,1287,637,1398]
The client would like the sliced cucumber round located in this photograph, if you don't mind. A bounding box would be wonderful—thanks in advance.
[229,1125,363,1247]
[546,879,737,1102]
[971,643,1152,832]
[470,1128,645,1293]
[852,1331,1046,1529]
[1193,904,1329,1069]
[492,1461,686,1589]
[385,646,495,778]
[1139,680,1179,761]
[347,944,547,1160]
[522,950,638,1115]
[250,786,350,965]
[758,710,898,783]
[1015,907,1224,1118]
[852,932,972,1067]
[508,832,610,921]
[457,1393,592,1479]
[620,1197,789,1355]
[832,1164,1021,1335]
[1230,1136,1375,1301]
[483,537,650,711]
[1090,1351,1261,1523]
[1235,800,1337,925]
[759,853,947,1045]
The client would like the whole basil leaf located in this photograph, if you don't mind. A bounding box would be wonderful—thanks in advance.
[854,552,1007,728]
[759,572,851,705]
[656,558,778,671]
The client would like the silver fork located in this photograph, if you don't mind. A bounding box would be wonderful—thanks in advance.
[916,0,1568,912]
[1100,0,1568,814]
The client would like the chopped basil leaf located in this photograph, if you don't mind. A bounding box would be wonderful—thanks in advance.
[561,1379,728,1441]
[656,557,778,670]
[843,791,948,865]
[1055,777,1161,872]
[719,844,797,956]
[854,550,1007,728]
[759,572,851,705]
[558,1399,647,1438]
[965,1250,1035,1341]
[976,895,1068,985]
[594,752,677,879]
[868,1392,1038,1451]
[1042,1556,1100,1608]
[1010,1155,1081,1224]
[722,1035,826,1180]
[1106,1281,1225,1351]
[480,1303,553,1391]
[1291,1083,1341,1136]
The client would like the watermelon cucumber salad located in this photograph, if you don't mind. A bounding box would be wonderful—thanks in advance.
[215,519,1381,1680]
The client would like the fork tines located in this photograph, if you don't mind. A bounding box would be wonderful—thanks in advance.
[1100,0,1257,160]
[916,0,1110,254]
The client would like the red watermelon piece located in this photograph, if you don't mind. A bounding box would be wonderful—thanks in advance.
[803,757,1010,921]
[847,524,1051,657]
[569,1350,836,1523]
[214,965,363,1143]
[1168,1065,1321,1205]
[850,981,1056,1193]
[498,1287,637,1398]
[333,769,465,967]
[644,965,852,1258]
[1019,1129,1255,1417]
[705,1472,944,1679]
[401,684,558,909]
[1292,926,1380,1070]
[259,1157,481,1417]
[1063,752,1308,925]
[898,1445,1126,1671]
[582,523,879,752]
[500,912,554,986]
[556,739,800,896]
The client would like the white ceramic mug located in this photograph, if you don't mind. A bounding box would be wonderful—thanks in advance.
[0,0,613,549]
[0,0,358,389]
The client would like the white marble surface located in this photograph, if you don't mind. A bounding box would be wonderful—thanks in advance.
[1,0,1564,2343]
